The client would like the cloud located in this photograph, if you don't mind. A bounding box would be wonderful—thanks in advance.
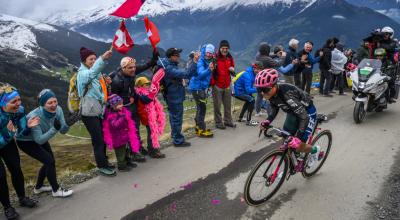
[0,0,111,20]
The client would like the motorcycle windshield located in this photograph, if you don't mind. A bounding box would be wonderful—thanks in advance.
[357,59,382,81]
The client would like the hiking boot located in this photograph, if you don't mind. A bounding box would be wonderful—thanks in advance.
[97,167,117,177]
[52,187,73,198]
[19,197,38,208]
[174,141,191,147]
[246,120,259,126]
[139,148,149,156]
[237,118,245,123]
[33,185,52,194]
[132,153,146,163]
[126,160,138,168]
[215,124,226,130]
[225,123,236,128]
[149,149,166,159]
[198,129,214,138]
[389,98,397,103]
[4,207,19,220]
[118,166,132,172]
[195,126,200,133]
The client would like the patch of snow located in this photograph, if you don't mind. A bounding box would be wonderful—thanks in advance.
[0,21,37,56]
[332,15,346,19]
[43,0,315,26]
[80,33,113,43]
[0,14,56,32]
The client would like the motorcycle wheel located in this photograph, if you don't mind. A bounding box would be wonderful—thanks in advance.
[353,101,366,124]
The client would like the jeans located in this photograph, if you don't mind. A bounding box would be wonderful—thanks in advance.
[301,69,313,94]
[81,116,109,168]
[294,73,302,88]
[192,90,207,130]
[17,141,60,192]
[331,73,344,94]
[235,94,255,122]
[0,141,26,208]
[319,69,332,95]
[166,101,185,145]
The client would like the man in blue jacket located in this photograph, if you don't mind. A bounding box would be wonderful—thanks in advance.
[189,44,215,138]
[158,48,196,147]
[233,61,264,126]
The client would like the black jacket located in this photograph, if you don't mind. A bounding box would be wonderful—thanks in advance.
[319,46,333,71]
[267,83,313,138]
[109,59,157,105]
[283,46,299,75]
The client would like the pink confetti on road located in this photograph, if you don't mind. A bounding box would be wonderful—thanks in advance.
[240,197,245,203]
[180,182,193,190]
[133,183,138,188]
[170,202,177,212]
[211,199,221,205]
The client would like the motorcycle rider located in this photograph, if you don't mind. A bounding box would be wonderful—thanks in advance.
[256,69,324,167]
[378,26,397,64]
[374,48,397,103]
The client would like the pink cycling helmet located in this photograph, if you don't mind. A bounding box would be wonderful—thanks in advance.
[255,68,279,88]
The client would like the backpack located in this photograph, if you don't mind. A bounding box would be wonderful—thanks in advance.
[67,73,80,113]
[67,72,94,114]
[232,71,245,84]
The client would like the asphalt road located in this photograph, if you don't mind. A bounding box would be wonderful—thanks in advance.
[15,93,400,220]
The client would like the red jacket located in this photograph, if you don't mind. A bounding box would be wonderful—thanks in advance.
[211,52,235,89]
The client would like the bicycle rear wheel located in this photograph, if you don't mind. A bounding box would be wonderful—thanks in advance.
[244,150,289,206]
[302,130,332,178]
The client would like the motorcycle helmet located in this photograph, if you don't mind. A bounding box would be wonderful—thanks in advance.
[374,48,386,57]
[381,26,394,39]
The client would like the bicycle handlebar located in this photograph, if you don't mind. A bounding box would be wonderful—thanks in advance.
[259,125,292,139]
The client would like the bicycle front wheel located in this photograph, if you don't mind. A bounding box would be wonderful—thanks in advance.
[244,150,288,206]
[302,130,332,178]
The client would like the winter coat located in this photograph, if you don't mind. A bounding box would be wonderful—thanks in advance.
[211,51,235,89]
[234,67,257,96]
[109,59,157,106]
[283,46,299,76]
[77,57,107,103]
[319,46,333,71]
[0,106,30,149]
[135,87,166,148]
[102,107,140,152]
[157,58,196,104]
[256,43,283,69]
[17,106,68,145]
[189,45,213,91]
[355,46,370,64]
[331,48,348,74]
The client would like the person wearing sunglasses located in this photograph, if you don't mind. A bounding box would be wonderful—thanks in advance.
[379,26,396,64]
[157,48,197,147]
[0,84,40,220]
[256,69,324,168]
[17,89,74,198]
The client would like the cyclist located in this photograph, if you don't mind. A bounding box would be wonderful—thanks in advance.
[255,69,324,166]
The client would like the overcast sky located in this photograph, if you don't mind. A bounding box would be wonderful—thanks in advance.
[0,0,111,20]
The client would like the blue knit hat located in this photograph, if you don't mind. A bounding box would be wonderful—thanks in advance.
[0,85,20,107]
[38,89,56,106]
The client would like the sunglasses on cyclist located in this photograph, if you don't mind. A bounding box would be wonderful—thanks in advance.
[257,87,272,94]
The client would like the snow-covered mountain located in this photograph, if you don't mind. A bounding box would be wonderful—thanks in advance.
[0,14,57,56]
[44,0,316,27]
[347,0,400,23]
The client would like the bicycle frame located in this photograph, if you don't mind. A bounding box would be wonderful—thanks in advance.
[263,120,324,183]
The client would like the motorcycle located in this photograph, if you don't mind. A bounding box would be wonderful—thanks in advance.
[350,59,391,123]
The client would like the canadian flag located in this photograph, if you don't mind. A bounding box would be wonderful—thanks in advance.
[144,16,160,49]
[112,20,134,54]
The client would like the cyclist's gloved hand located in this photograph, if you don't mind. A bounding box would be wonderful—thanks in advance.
[289,137,302,149]
[260,120,271,129]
